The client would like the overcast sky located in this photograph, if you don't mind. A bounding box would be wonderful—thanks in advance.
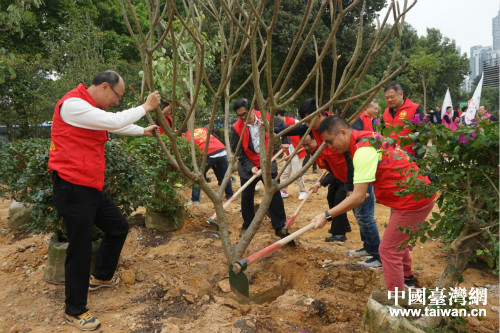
[378,0,500,56]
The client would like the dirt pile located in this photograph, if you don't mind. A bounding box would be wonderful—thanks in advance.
[0,171,498,333]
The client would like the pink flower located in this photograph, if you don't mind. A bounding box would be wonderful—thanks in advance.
[471,131,477,138]
[410,114,421,124]
[458,134,469,144]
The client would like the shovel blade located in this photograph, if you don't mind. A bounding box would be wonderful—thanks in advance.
[229,263,249,298]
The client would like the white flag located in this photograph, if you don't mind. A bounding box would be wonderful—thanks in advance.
[440,88,453,120]
[464,73,484,125]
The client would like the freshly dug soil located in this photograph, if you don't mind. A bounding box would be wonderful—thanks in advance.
[0,171,498,333]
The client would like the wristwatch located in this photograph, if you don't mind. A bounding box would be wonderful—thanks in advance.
[324,210,333,222]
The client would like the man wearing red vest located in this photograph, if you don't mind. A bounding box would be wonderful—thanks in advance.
[184,127,233,205]
[48,70,160,331]
[352,99,379,132]
[230,98,290,238]
[382,83,426,158]
[314,116,436,294]
[275,109,308,200]
[156,101,173,133]
[277,98,381,267]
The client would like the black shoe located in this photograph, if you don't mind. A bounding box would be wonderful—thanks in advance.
[346,223,352,233]
[275,227,290,239]
[239,228,247,238]
[312,169,320,174]
[325,235,346,242]
[404,275,416,288]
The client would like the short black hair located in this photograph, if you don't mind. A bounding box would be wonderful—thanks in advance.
[300,132,315,140]
[276,109,286,116]
[317,115,350,135]
[446,106,452,111]
[160,100,170,110]
[233,98,251,112]
[92,70,121,88]
[384,82,403,93]
[461,106,468,112]
[298,98,327,119]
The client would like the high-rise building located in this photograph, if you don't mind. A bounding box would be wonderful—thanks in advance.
[470,45,493,80]
[493,11,500,51]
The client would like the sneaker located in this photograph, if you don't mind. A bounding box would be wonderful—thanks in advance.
[185,200,200,206]
[404,275,416,288]
[357,257,382,269]
[89,275,120,291]
[280,190,288,198]
[325,235,347,242]
[312,169,320,174]
[298,192,307,200]
[255,184,260,190]
[348,248,372,258]
[239,228,247,238]
[65,311,101,331]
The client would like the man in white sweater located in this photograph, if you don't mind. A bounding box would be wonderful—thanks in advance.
[48,70,160,331]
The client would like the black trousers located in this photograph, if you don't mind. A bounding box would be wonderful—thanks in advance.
[52,174,128,316]
[326,177,349,235]
[240,172,286,231]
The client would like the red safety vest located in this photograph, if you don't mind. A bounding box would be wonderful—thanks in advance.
[312,129,347,182]
[382,97,419,156]
[284,117,307,159]
[158,116,173,134]
[350,130,435,210]
[232,110,270,167]
[184,127,226,155]
[359,112,376,132]
[48,84,108,190]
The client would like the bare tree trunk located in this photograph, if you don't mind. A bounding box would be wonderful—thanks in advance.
[120,0,416,272]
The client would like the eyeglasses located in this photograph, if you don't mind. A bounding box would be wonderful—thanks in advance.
[109,84,122,101]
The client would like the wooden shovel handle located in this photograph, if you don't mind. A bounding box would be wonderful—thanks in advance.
[285,170,328,228]
[207,149,284,221]
[232,221,316,273]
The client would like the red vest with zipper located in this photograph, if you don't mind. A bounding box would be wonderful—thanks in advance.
[184,127,226,155]
[350,130,435,210]
[48,84,108,190]
[382,97,419,156]
[284,117,307,159]
[232,110,269,168]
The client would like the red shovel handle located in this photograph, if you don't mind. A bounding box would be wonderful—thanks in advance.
[233,221,316,273]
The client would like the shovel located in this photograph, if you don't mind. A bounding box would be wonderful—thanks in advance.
[285,170,327,229]
[229,221,316,298]
[206,149,284,228]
